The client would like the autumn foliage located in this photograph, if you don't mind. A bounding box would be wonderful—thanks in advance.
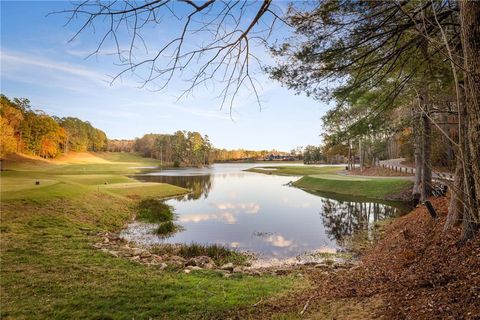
[0,94,107,158]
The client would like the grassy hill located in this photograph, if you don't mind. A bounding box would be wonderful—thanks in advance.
[0,152,301,319]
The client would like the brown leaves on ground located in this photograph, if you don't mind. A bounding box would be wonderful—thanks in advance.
[225,197,480,319]
[318,196,480,319]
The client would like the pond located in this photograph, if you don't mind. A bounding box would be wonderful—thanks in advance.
[122,163,405,265]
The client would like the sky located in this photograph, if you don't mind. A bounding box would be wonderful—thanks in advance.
[0,1,329,151]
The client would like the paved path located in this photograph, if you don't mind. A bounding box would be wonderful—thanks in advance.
[380,158,454,181]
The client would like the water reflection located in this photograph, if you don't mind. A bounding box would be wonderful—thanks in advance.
[320,199,397,241]
[126,164,405,262]
[135,174,213,200]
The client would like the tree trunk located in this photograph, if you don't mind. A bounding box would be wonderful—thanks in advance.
[459,0,480,239]
[359,138,363,171]
[412,106,422,204]
[348,139,352,170]
[421,110,433,201]
[419,38,433,202]
[445,155,464,230]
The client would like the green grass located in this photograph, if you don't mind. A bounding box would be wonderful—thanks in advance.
[1,152,302,319]
[294,175,412,200]
[177,243,249,266]
[247,165,412,201]
[246,165,342,176]
[136,198,175,223]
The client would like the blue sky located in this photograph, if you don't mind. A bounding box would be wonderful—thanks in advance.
[1,1,328,151]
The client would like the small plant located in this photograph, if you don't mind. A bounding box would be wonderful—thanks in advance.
[178,243,249,266]
[150,243,250,266]
[136,198,174,223]
[155,221,182,237]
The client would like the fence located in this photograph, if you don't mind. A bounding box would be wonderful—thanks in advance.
[380,164,454,181]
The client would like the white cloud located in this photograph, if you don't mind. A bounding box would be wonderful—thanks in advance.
[1,50,108,84]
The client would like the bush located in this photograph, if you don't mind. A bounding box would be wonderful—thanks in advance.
[136,198,174,223]
[155,221,178,236]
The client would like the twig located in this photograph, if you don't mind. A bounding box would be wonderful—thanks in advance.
[253,297,263,307]
[299,296,313,315]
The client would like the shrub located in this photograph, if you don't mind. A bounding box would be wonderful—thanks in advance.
[136,198,174,223]
[155,221,178,236]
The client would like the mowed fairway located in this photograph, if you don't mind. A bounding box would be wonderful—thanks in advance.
[248,165,412,201]
[0,153,301,319]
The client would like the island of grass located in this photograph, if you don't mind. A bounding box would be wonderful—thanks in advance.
[0,153,303,319]
[246,165,413,201]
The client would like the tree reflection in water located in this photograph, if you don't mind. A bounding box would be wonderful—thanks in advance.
[135,175,213,201]
[320,198,399,242]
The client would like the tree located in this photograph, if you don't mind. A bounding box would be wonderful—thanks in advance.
[0,116,17,157]
[457,1,480,237]
[57,0,286,111]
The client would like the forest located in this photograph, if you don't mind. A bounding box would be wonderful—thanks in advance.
[1,95,107,158]
[267,0,480,239]
[1,94,288,166]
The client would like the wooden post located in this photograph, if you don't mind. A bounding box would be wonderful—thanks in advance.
[424,200,438,219]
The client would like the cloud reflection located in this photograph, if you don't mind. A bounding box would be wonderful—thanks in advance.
[179,212,237,224]
[264,234,293,248]
[214,202,260,214]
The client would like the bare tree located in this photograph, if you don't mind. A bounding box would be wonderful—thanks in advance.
[55,0,286,111]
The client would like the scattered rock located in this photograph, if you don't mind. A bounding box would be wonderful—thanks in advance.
[140,251,151,259]
[185,266,203,272]
[170,255,186,263]
[274,269,289,275]
[185,255,215,268]
[151,255,163,263]
[132,248,144,256]
[203,262,216,269]
[233,266,243,273]
[314,263,330,269]
[183,269,191,274]
[158,263,168,270]
[108,250,119,257]
[220,262,234,271]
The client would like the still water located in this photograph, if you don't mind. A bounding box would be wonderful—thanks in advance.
[122,163,402,263]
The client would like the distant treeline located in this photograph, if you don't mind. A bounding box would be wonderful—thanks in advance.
[211,149,283,162]
[303,145,324,164]
[1,95,107,158]
[0,94,288,165]
[131,132,213,167]
[108,134,289,165]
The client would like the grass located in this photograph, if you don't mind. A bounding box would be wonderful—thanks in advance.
[294,175,412,200]
[246,165,342,176]
[247,165,412,201]
[136,198,175,223]
[1,152,302,319]
[150,242,250,266]
[0,152,187,201]
[178,243,249,266]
